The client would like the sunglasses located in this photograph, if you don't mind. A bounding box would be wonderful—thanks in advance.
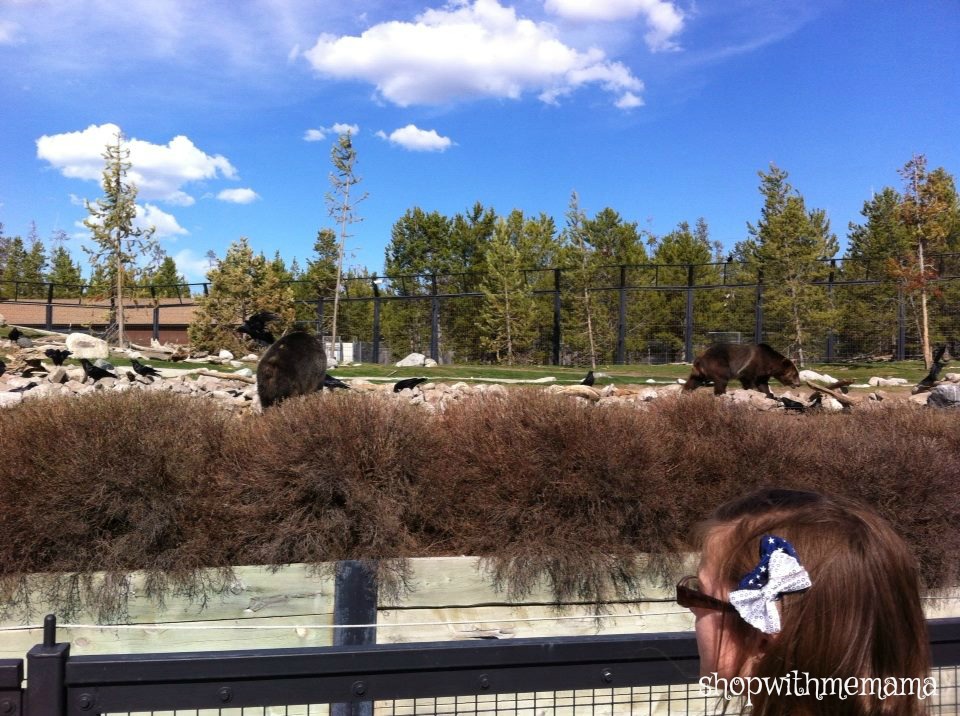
[676,575,738,614]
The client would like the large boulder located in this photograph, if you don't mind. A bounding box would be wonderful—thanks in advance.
[928,384,960,409]
[65,333,110,360]
[396,352,427,367]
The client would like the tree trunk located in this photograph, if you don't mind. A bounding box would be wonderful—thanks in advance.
[504,286,513,365]
[330,184,349,364]
[116,234,125,347]
[918,240,932,369]
[790,283,804,368]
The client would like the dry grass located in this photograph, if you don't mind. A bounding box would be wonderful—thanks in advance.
[0,389,957,618]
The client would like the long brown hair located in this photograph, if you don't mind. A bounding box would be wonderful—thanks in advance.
[698,488,930,716]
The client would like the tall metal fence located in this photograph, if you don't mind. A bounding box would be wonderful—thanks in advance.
[3,255,959,365]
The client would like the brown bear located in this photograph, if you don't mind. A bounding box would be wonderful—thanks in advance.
[682,343,801,397]
[256,331,327,409]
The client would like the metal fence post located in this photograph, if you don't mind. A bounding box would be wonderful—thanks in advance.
[826,260,835,361]
[25,615,68,716]
[332,561,377,716]
[616,266,627,365]
[45,283,54,330]
[754,269,764,344]
[552,269,561,366]
[371,278,381,365]
[430,275,439,364]
[152,307,161,342]
[684,264,695,362]
[897,285,907,360]
[0,659,22,716]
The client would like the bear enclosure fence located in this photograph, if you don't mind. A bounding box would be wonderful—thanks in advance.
[2,255,959,365]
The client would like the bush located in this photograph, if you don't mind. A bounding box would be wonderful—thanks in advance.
[0,389,957,619]
[217,392,439,595]
[0,392,232,620]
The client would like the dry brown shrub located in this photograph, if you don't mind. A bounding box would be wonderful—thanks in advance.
[0,387,957,618]
[414,390,687,603]
[630,396,960,588]
[218,392,439,595]
[0,391,232,621]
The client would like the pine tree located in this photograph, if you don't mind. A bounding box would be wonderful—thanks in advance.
[1,237,25,291]
[479,219,537,363]
[17,222,48,298]
[326,131,367,359]
[143,255,187,299]
[745,164,838,365]
[47,230,84,299]
[840,188,911,357]
[897,155,960,367]
[561,191,598,368]
[188,238,295,353]
[83,131,159,346]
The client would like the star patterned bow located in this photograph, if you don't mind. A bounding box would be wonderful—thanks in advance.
[728,535,811,634]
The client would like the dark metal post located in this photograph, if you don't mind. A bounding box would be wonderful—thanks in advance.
[826,260,835,361]
[430,275,439,364]
[616,266,627,364]
[45,283,54,330]
[897,285,906,361]
[684,264,695,362]
[371,278,381,365]
[152,307,161,342]
[26,615,69,716]
[552,268,561,366]
[754,269,764,344]
[332,561,377,716]
[316,297,325,339]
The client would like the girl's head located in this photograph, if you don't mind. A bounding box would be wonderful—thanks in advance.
[686,488,930,715]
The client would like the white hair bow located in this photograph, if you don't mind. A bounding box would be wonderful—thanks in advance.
[728,544,811,634]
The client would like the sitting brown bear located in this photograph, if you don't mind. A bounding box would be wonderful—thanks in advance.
[683,343,801,397]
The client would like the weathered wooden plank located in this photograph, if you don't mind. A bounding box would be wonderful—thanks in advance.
[0,564,336,625]
[2,559,957,661]
[388,556,694,609]
[377,601,695,643]
[0,614,336,659]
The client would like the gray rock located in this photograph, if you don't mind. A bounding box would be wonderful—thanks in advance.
[396,352,426,367]
[0,392,23,408]
[65,333,110,360]
[868,376,910,387]
[46,367,69,384]
[928,384,960,408]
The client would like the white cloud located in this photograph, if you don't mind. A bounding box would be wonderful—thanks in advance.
[137,203,188,237]
[377,125,453,152]
[615,91,643,109]
[304,122,360,141]
[36,123,237,206]
[544,0,685,51]
[302,0,643,108]
[0,19,22,45]
[75,201,186,243]
[217,187,260,204]
[172,248,216,283]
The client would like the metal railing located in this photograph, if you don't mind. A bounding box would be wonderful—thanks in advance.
[0,617,958,716]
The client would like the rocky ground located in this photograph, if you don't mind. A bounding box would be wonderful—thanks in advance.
[2,330,959,414]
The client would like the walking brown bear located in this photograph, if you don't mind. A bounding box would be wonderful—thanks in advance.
[683,343,801,397]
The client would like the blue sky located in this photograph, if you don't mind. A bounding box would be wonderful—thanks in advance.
[1,0,958,283]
